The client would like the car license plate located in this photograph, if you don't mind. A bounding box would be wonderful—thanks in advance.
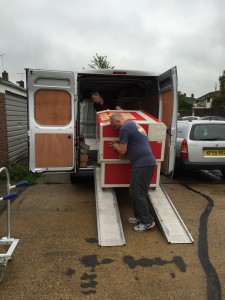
[204,150,225,156]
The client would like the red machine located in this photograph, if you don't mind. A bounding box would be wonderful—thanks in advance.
[96,110,167,187]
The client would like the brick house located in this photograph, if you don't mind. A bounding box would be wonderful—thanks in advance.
[196,91,220,108]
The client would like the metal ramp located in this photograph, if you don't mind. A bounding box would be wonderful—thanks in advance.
[94,168,125,246]
[148,184,194,243]
[94,167,193,246]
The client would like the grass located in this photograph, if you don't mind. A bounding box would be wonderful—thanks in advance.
[0,162,40,185]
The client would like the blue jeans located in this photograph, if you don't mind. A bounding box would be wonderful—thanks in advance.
[129,165,155,225]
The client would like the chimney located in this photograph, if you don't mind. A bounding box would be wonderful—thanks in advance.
[2,71,9,81]
[16,80,24,88]
[191,94,194,98]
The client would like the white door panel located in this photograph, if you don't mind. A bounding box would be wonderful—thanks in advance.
[158,66,178,175]
[27,69,75,172]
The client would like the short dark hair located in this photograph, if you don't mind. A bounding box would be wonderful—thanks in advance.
[90,91,99,96]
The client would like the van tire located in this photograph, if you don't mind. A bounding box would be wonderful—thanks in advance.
[70,173,94,184]
[70,174,85,184]
[221,170,225,177]
[70,173,79,184]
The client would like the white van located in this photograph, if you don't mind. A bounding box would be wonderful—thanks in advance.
[26,67,178,181]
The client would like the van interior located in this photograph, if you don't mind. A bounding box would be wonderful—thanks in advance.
[76,73,160,170]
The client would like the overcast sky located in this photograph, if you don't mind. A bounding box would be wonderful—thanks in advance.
[1,0,225,98]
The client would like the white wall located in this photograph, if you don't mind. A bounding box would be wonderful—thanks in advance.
[0,83,26,97]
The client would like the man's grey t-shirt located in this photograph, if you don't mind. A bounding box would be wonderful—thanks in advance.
[119,120,156,168]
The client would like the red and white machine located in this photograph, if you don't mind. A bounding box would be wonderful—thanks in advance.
[96,110,167,188]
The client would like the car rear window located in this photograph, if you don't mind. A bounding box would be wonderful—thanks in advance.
[177,122,190,138]
[190,124,225,140]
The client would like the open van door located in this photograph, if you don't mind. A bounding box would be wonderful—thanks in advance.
[158,66,178,175]
[26,69,75,173]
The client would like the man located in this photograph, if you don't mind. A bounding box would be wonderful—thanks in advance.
[91,91,122,111]
[109,113,156,232]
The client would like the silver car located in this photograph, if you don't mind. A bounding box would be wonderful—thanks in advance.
[176,120,225,176]
[199,116,225,121]
[178,116,200,121]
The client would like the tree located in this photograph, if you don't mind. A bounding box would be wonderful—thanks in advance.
[178,92,193,112]
[211,70,225,108]
[211,94,225,108]
[219,70,225,94]
[88,53,115,69]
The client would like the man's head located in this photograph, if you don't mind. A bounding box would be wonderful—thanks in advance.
[90,91,104,105]
[110,113,127,128]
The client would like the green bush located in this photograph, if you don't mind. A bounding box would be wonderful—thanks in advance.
[0,162,39,185]
[8,163,28,181]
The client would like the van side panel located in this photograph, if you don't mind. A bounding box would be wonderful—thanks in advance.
[160,90,174,174]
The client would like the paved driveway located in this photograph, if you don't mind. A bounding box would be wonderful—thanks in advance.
[0,172,224,299]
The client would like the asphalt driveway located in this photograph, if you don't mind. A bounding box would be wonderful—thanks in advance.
[0,172,224,299]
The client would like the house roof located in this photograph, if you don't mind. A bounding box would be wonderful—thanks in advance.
[0,76,26,92]
[197,91,220,100]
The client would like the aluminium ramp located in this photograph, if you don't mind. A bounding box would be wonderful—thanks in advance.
[94,168,125,246]
[148,184,194,244]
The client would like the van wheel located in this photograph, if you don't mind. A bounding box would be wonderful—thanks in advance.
[70,174,92,184]
[221,170,225,177]
[70,173,79,184]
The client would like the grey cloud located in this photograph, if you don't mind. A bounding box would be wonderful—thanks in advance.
[0,0,225,97]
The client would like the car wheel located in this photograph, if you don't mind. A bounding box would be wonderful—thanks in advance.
[172,167,182,178]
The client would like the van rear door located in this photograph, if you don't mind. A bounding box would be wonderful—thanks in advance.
[27,69,75,172]
[158,66,178,175]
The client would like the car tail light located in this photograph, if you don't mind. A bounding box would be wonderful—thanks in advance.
[180,139,188,159]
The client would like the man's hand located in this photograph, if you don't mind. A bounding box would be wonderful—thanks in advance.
[119,154,128,160]
[109,141,127,155]
[109,141,119,151]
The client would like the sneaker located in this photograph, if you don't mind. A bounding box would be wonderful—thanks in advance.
[128,216,141,224]
[134,221,155,232]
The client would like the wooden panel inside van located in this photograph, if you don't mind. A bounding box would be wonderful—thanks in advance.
[160,90,173,173]
[35,133,73,168]
[35,90,71,125]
